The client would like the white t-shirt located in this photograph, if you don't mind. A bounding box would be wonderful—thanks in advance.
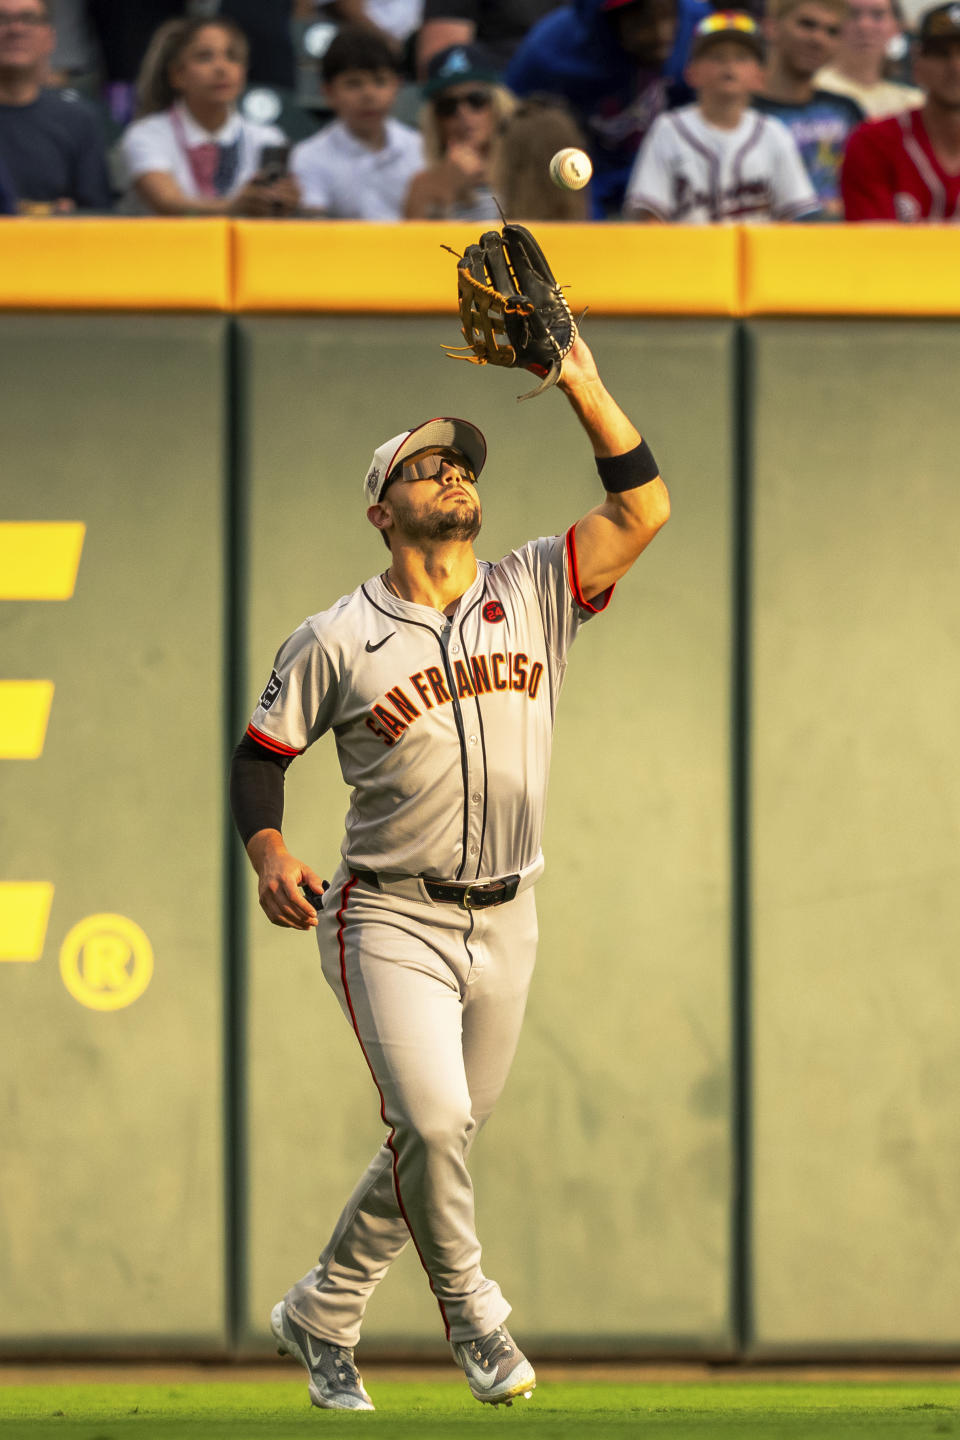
[816,66,924,119]
[290,116,425,219]
[118,101,285,213]
[623,104,819,223]
[365,0,423,43]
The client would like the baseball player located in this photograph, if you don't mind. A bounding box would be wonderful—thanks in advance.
[229,335,670,1411]
[624,11,819,222]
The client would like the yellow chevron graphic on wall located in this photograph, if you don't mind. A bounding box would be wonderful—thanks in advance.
[1,521,85,960]
[0,521,85,599]
[0,882,54,961]
[0,680,54,758]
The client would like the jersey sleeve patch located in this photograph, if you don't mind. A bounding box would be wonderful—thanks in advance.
[259,669,283,711]
[565,524,614,615]
[245,721,303,758]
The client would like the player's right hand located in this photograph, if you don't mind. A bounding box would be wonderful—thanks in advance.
[251,836,325,930]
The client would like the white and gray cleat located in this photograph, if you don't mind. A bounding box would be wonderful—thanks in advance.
[271,1300,374,1411]
[451,1324,536,1406]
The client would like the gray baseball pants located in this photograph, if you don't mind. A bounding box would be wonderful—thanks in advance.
[284,860,540,1346]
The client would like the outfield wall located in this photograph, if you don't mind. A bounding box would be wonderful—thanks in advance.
[0,223,958,1357]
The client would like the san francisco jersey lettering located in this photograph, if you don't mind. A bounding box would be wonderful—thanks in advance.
[246,528,611,882]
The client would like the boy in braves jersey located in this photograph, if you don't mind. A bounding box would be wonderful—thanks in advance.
[229,335,669,1412]
[842,1,960,218]
[624,10,819,220]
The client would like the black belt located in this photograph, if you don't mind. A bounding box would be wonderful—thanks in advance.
[351,868,521,910]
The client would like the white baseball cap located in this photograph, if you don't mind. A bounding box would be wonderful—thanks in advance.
[362,417,487,512]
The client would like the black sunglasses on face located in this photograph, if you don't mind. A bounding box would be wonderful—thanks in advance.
[434,89,492,117]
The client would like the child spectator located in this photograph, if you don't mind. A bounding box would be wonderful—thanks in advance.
[404,42,513,218]
[754,0,865,215]
[842,0,960,217]
[290,27,423,218]
[118,17,298,216]
[493,94,591,218]
[816,0,923,114]
[0,0,111,212]
[625,10,819,219]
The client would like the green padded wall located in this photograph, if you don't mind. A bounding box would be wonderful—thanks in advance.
[749,321,960,1350]
[238,317,735,1351]
[0,316,227,1348]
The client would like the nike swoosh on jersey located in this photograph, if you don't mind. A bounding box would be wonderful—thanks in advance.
[365,634,394,652]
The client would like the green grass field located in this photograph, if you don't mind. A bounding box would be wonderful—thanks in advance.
[1,1380,959,1440]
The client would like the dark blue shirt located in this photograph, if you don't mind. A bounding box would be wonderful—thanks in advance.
[0,88,112,212]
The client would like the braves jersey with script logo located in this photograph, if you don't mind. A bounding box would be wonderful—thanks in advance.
[246,526,611,881]
[842,109,960,221]
[623,104,817,221]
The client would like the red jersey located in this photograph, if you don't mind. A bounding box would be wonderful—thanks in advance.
[842,108,960,221]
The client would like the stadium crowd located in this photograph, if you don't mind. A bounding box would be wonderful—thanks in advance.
[0,0,957,222]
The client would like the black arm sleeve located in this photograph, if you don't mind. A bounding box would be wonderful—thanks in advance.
[229,733,295,845]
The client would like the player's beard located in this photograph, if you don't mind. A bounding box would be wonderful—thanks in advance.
[393,492,482,544]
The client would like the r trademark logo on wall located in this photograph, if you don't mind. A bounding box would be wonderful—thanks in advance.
[59,914,154,1011]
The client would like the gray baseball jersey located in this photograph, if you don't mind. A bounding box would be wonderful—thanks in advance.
[247,525,611,881]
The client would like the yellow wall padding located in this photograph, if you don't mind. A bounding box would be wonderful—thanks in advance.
[0,219,958,316]
[0,219,230,310]
[231,220,741,315]
[742,225,960,316]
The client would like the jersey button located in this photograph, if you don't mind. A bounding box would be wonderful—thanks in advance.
[472,792,481,803]
[469,844,479,856]
[452,643,460,654]
[468,734,478,745]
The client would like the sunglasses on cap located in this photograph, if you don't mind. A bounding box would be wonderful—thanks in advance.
[695,10,761,35]
[386,448,477,489]
[433,88,492,117]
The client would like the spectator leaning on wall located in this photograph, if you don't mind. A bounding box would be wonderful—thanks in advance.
[290,27,424,219]
[753,0,866,216]
[0,0,111,213]
[842,0,960,217]
[117,17,298,218]
[816,0,923,114]
[624,10,819,220]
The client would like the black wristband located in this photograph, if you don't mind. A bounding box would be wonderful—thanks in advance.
[595,439,659,493]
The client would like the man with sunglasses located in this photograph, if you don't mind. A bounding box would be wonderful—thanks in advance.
[230,335,669,1412]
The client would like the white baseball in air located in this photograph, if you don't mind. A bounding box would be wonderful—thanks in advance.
[549,147,592,191]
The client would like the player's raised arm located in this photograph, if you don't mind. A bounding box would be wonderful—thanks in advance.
[558,337,670,601]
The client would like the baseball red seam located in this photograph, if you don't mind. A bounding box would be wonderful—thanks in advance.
[565,524,614,614]
[245,721,302,756]
[336,876,452,1340]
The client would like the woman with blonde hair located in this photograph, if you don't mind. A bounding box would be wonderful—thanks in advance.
[118,17,299,216]
[404,43,514,220]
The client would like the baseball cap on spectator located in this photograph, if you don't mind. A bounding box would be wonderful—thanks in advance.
[423,43,500,96]
[363,419,488,509]
[918,1,960,46]
[690,10,765,58]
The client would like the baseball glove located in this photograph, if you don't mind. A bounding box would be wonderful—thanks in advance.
[443,223,578,401]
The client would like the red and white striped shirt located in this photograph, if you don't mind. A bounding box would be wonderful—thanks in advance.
[842,107,960,221]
